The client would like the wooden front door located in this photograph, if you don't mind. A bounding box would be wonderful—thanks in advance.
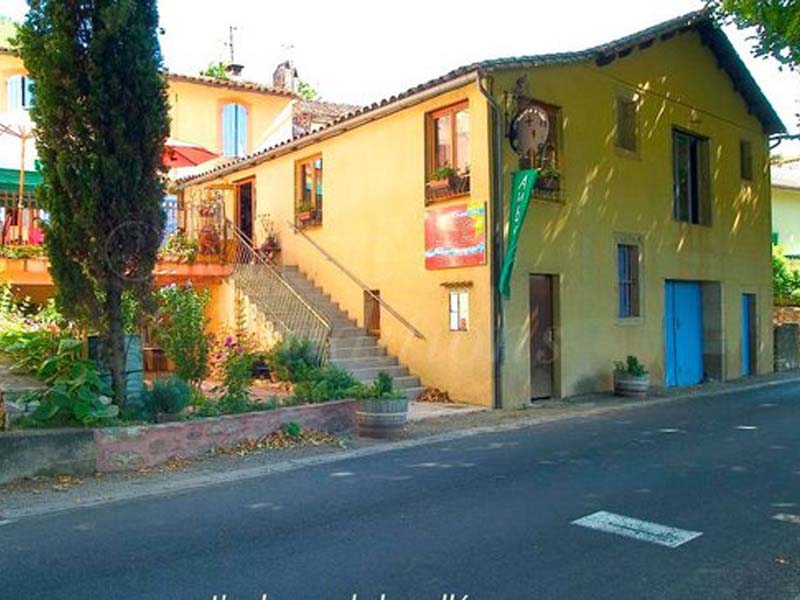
[364,290,381,337]
[530,274,556,400]
[741,293,757,376]
[664,280,704,387]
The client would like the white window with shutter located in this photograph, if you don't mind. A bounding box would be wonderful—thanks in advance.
[7,75,34,110]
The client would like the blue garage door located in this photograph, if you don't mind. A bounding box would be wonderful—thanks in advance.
[665,281,704,387]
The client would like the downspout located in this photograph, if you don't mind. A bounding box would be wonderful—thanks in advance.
[478,71,505,410]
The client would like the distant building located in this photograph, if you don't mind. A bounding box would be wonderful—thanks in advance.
[771,160,800,256]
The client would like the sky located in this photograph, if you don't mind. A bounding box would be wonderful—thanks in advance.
[2,0,798,146]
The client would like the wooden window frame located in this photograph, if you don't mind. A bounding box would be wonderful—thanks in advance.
[616,242,641,319]
[294,154,323,227]
[425,101,471,204]
[448,289,469,332]
[672,127,711,227]
[516,98,562,201]
[615,95,638,154]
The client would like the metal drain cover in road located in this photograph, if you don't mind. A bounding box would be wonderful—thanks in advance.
[572,511,702,548]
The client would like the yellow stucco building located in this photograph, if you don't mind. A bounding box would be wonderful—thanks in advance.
[178,11,783,408]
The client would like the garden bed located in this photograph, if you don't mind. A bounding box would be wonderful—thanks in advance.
[0,399,356,482]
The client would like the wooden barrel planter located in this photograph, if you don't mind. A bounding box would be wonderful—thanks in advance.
[356,397,408,439]
[613,371,650,397]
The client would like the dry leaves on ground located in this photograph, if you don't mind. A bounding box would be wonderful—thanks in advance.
[52,475,83,492]
[417,387,453,404]
[211,429,337,457]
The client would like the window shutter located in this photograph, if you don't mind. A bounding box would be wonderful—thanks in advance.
[7,75,23,111]
[222,104,236,157]
[235,104,247,157]
[24,77,35,109]
[697,139,711,226]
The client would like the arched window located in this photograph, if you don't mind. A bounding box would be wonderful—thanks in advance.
[221,103,247,157]
[7,75,35,110]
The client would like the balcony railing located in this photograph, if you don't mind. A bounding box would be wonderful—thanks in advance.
[0,194,46,248]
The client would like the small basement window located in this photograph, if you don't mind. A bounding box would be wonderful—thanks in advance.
[449,289,469,332]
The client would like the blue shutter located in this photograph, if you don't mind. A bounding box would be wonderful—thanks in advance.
[7,75,23,110]
[235,104,247,157]
[222,104,236,157]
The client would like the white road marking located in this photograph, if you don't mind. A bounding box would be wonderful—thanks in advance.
[658,428,683,434]
[773,513,800,526]
[572,511,702,548]
[0,520,13,527]
[736,425,758,431]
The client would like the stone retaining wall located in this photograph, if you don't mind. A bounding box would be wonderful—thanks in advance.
[94,400,357,472]
[0,428,96,485]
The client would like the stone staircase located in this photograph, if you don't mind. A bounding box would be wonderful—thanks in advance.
[278,266,424,400]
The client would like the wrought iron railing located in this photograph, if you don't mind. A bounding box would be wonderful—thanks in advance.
[227,219,332,363]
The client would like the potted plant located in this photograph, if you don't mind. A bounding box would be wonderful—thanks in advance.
[613,355,650,397]
[353,372,408,439]
[258,214,281,255]
[295,200,315,222]
[536,164,561,192]
[426,165,458,197]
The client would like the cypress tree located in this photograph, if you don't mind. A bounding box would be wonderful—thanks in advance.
[17,0,170,407]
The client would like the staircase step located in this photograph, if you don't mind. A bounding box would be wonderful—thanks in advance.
[329,345,387,360]
[392,375,422,390]
[351,365,409,381]
[329,336,379,350]
[331,355,398,370]
[403,387,425,401]
[330,326,367,338]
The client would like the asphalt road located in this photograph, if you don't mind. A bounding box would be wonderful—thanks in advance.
[2,382,800,600]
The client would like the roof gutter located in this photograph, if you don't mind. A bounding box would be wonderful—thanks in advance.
[176,70,482,190]
[477,71,505,410]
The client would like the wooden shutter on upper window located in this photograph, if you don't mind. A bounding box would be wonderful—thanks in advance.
[697,139,711,226]
[616,97,636,152]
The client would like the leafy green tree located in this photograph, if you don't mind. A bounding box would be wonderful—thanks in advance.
[17,0,170,407]
[708,1,800,70]
[200,61,229,80]
[297,79,319,101]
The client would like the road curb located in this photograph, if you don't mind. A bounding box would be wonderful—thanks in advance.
[4,374,800,523]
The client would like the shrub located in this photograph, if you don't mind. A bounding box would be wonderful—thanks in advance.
[152,284,211,384]
[291,365,358,404]
[614,355,648,376]
[269,338,318,382]
[349,372,405,400]
[217,345,255,411]
[144,376,192,417]
[25,338,119,426]
[284,421,302,438]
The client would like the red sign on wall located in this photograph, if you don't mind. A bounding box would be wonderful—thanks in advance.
[424,202,487,270]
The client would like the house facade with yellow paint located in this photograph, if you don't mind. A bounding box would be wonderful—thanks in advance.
[771,162,800,256]
[177,11,782,408]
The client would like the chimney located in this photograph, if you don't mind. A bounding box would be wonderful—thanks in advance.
[272,60,298,93]
[225,63,245,79]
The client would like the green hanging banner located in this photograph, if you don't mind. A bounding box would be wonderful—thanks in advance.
[499,169,538,297]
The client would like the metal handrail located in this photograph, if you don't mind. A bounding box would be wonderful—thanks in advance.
[288,220,426,340]
[226,219,332,363]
